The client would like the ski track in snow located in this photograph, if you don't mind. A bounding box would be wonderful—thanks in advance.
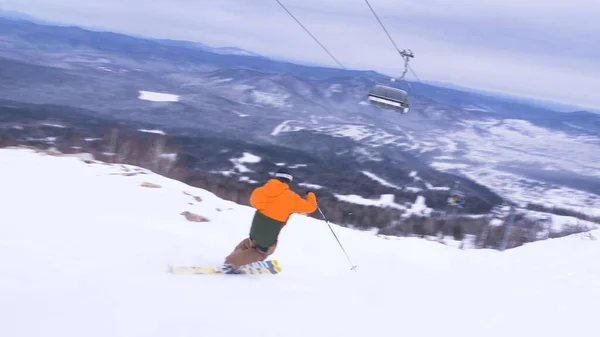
[229,152,261,173]
[0,148,600,337]
[361,171,402,189]
[138,90,180,102]
[138,129,166,135]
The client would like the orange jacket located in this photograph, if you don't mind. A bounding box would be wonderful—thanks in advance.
[250,179,317,222]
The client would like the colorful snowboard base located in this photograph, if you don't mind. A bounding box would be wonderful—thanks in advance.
[170,260,282,275]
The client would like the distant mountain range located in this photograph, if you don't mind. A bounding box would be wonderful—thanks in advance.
[424,80,600,114]
[0,10,262,58]
[0,12,599,218]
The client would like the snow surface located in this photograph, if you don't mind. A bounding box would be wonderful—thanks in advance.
[430,118,600,216]
[271,120,305,136]
[261,109,599,217]
[324,83,342,97]
[229,152,261,173]
[138,129,166,135]
[429,162,471,170]
[138,90,180,102]
[251,90,290,108]
[239,176,259,184]
[407,170,450,191]
[403,195,433,217]
[298,182,324,189]
[335,193,406,210]
[268,115,599,218]
[1,148,600,337]
[362,171,401,189]
[42,123,66,128]
[462,106,489,112]
[455,165,600,217]
[270,120,403,148]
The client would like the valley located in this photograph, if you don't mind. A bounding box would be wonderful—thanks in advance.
[1,15,599,246]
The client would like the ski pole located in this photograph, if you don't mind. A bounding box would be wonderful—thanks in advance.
[317,205,357,271]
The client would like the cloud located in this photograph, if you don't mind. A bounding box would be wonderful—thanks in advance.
[3,0,600,108]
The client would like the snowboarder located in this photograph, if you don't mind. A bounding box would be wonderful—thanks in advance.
[221,168,317,273]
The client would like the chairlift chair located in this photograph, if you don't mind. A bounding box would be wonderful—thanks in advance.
[368,84,410,113]
[367,49,414,114]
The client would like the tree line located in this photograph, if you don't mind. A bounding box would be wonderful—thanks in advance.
[2,124,597,250]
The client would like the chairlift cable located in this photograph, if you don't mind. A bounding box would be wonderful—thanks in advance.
[363,0,422,83]
[275,0,414,113]
[363,0,404,61]
[408,64,421,82]
[274,0,346,69]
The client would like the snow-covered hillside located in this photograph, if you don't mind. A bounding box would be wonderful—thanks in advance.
[430,118,600,216]
[1,147,599,337]
[138,90,180,102]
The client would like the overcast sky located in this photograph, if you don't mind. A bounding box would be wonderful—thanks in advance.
[2,0,600,109]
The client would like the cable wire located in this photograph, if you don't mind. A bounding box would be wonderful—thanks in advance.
[363,0,404,59]
[275,0,423,85]
[275,0,346,69]
[363,0,422,83]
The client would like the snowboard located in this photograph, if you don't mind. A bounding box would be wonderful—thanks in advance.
[170,259,282,275]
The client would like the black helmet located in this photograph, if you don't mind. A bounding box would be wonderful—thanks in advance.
[274,168,293,184]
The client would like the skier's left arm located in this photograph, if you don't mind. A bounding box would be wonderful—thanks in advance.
[292,191,317,214]
[250,186,265,209]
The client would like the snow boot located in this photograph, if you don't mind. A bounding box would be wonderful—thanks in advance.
[219,262,242,274]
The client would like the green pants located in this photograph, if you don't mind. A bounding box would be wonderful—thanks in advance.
[249,210,285,248]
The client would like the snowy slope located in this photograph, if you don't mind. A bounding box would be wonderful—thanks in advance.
[429,118,600,215]
[1,147,599,337]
